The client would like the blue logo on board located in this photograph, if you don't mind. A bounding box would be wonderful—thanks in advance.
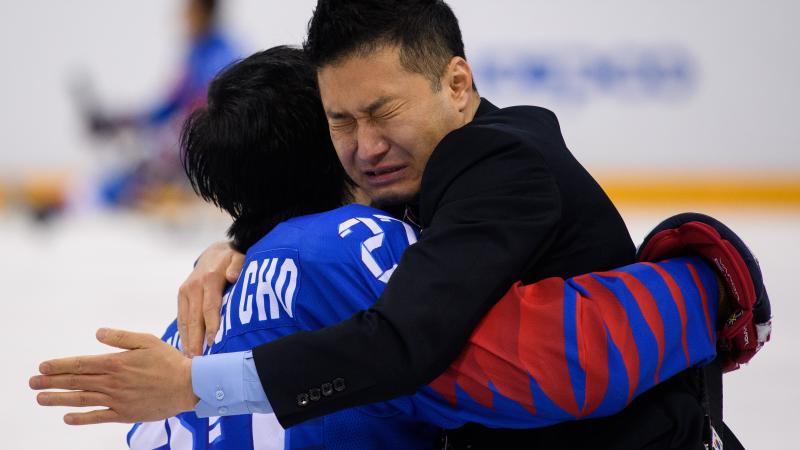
[472,44,698,104]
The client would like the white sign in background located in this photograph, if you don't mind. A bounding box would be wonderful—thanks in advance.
[0,0,797,173]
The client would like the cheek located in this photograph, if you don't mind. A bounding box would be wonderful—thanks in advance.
[406,128,441,169]
[397,108,448,158]
[385,123,426,159]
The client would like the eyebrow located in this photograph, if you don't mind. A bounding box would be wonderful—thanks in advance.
[326,96,395,120]
[364,96,394,115]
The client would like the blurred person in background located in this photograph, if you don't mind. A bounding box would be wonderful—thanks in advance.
[82,0,238,212]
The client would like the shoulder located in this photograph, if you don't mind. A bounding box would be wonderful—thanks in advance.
[191,31,239,74]
[200,30,237,52]
[246,206,369,250]
[296,204,417,256]
[471,104,561,135]
[278,204,396,237]
[433,104,562,165]
[425,103,563,181]
[436,105,561,159]
[243,206,418,286]
[420,104,564,223]
[252,204,416,265]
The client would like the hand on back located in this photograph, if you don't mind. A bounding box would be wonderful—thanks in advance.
[177,240,244,356]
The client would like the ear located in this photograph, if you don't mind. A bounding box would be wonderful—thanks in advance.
[444,56,474,112]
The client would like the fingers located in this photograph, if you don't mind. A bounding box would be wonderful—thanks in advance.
[177,292,191,353]
[64,408,122,426]
[37,354,114,376]
[178,268,206,355]
[202,285,222,347]
[187,274,211,356]
[178,283,207,356]
[187,300,206,356]
[37,391,112,408]
[178,241,240,355]
[29,373,107,392]
[96,328,158,350]
[190,268,230,354]
[225,251,245,283]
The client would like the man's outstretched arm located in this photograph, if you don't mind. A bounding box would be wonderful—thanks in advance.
[32,329,199,425]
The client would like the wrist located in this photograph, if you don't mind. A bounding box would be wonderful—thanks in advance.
[182,357,200,412]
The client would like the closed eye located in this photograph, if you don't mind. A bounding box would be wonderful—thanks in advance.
[373,104,402,121]
[330,120,356,132]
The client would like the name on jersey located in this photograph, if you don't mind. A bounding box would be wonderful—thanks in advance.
[238,256,298,323]
[219,254,300,340]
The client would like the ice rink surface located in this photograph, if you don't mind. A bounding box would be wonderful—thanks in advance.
[2,206,797,449]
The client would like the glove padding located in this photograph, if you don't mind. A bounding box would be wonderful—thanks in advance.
[637,212,771,372]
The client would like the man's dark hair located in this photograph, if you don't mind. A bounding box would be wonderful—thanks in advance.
[181,46,352,252]
[304,0,472,90]
[196,0,218,16]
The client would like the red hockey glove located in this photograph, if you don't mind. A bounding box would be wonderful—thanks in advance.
[637,213,771,372]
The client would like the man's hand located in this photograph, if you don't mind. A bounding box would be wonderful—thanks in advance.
[29,328,198,425]
[178,241,244,356]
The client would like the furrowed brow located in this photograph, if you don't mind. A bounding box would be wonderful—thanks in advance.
[327,110,350,120]
[326,96,395,120]
[364,96,394,115]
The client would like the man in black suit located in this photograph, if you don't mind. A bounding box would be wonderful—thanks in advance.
[31,1,733,448]
[251,0,636,425]
[248,2,709,447]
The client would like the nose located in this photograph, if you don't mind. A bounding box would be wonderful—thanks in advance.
[355,122,389,165]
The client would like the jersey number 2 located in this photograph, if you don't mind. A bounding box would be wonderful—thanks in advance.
[338,215,418,283]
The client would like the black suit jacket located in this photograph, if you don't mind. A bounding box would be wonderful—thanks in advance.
[253,99,636,427]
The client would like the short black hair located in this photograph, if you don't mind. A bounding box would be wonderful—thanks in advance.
[304,0,470,90]
[181,46,352,252]
[196,0,218,16]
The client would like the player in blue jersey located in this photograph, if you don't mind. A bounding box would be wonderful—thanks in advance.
[85,0,239,208]
[121,47,750,449]
[129,204,446,449]
[126,46,440,449]
[88,0,237,133]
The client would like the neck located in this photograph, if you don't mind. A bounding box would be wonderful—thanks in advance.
[350,187,372,206]
[462,92,482,125]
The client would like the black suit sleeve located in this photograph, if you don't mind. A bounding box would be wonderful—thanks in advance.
[254,124,563,427]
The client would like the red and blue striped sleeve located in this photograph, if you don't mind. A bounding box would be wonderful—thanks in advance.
[387,255,719,429]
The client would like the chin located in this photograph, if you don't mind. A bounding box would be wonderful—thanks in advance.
[368,188,416,207]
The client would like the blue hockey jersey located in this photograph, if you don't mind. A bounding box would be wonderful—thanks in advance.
[129,204,440,449]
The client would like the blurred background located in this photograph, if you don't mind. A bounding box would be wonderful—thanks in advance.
[1,0,797,448]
